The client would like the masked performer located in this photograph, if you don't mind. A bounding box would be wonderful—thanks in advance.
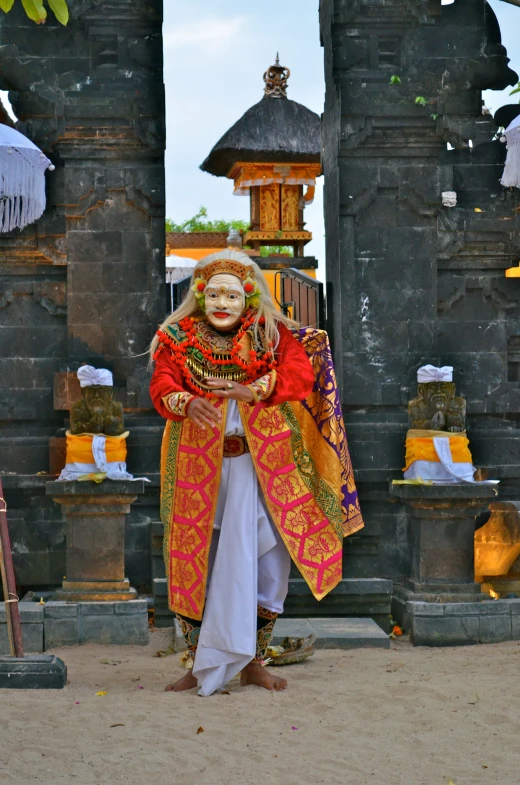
[150,250,363,696]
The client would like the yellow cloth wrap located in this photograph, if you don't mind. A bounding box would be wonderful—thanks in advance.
[404,429,472,472]
[64,431,129,465]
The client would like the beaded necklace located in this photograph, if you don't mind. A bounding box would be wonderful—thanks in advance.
[155,312,276,399]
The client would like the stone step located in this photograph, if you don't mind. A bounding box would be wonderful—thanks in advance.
[273,617,390,649]
[8,600,150,652]
[283,578,393,632]
[154,615,176,629]
[406,597,520,646]
[174,616,390,651]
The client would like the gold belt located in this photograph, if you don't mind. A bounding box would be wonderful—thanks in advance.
[223,435,250,458]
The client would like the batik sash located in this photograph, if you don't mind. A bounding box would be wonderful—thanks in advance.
[291,328,364,537]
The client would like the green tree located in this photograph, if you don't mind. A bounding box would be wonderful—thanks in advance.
[257,246,293,258]
[0,0,69,25]
[166,207,293,257]
[166,206,248,234]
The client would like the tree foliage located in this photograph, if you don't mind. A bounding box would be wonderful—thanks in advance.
[166,206,248,234]
[166,206,293,257]
[0,0,69,25]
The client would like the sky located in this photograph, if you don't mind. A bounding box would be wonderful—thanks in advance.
[1,0,519,277]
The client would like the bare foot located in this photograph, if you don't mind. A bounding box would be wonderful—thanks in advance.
[240,661,287,691]
[164,671,198,692]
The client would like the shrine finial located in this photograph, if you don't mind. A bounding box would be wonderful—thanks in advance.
[263,55,290,99]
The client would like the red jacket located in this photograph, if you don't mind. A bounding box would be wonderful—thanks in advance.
[150,322,314,421]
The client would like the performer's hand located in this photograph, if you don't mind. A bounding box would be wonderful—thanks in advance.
[204,378,255,403]
[187,398,222,430]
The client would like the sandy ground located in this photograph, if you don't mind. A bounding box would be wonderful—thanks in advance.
[1,628,519,785]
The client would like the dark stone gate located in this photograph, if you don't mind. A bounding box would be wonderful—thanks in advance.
[0,0,165,591]
[320,0,520,588]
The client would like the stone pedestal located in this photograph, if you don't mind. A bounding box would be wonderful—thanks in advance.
[0,656,67,690]
[390,483,498,629]
[47,480,146,602]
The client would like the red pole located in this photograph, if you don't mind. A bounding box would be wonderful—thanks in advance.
[0,479,24,658]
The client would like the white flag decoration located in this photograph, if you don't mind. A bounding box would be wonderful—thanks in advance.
[0,123,55,233]
[501,114,520,189]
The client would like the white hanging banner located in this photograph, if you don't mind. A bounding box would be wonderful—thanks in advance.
[501,115,520,190]
[0,122,54,233]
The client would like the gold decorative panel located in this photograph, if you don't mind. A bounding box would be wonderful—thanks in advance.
[259,184,280,232]
[281,185,300,231]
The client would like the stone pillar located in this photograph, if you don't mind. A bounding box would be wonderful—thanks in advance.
[47,480,146,602]
[390,483,498,620]
[0,0,165,479]
[319,0,520,592]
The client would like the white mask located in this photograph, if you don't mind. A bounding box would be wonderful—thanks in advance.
[205,273,245,331]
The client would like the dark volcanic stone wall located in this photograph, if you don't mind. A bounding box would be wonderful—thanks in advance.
[0,0,165,589]
[320,0,520,583]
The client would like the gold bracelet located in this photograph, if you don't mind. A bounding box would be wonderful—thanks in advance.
[247,384,261,403]
[162,392,194,417]
[248,370,277,402]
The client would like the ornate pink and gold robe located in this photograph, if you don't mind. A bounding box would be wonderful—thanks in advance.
[150,322,363,621]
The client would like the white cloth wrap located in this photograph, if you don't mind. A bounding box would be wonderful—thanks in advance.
[192,400,291,697]
[403,436,498,485]
[501,121,520,189]
[417,365,453,383]
[57,434,145,481]
[77,365,113,388]
[441,191,457,207]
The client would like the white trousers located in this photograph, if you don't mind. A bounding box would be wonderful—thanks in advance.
[192,402,291,697]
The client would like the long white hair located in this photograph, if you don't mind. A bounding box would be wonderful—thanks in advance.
[150,249,298,360]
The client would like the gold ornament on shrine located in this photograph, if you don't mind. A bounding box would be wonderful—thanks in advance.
[263,53,290,99]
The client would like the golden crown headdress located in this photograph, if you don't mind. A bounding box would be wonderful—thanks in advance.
[191,249,261,309]
[198,259,256,283]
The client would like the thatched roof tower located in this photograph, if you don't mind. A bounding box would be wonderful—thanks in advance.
[200,55,321,177]
[200,57,322,256]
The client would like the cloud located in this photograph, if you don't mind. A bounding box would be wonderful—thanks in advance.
[163,16,245,54]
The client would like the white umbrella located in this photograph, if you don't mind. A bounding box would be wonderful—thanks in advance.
[501,114,520,189]
[165,254,197,284]
[0,123,55,232]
